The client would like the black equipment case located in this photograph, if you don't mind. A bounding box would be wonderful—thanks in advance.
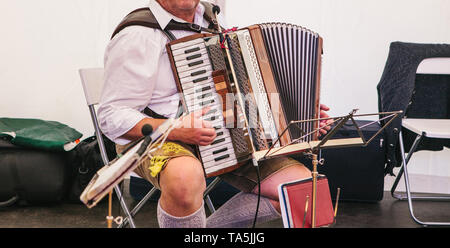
[0,137,70,206]
[319,120,386,202]
[295,120,386,202]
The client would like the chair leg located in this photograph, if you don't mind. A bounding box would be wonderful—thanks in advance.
[114,185,136,228]
[392,131,450,226]
[205,195,216,213]
[118,186,159,228]
[204,177,222,214]
[391,133,423,200]
[204,177,222,197]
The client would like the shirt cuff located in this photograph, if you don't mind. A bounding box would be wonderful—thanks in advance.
[105,111,148,146]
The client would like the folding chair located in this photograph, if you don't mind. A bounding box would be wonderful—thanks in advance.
[390,57,450,227]
[78,68,220,228]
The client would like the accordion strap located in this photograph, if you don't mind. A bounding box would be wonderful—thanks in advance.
[111,1,221,40]
[143,107,168,120]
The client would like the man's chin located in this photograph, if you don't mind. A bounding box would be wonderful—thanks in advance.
[176,0,200,11]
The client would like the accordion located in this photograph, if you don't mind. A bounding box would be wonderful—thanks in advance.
[166,23,323,177]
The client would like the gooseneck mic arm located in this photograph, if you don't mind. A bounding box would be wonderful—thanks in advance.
[212,5,220,15]
[212,5,222,33]
[136,124,154,156]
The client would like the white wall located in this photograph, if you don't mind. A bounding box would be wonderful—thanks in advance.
[1,0,149,138]
[225,0,450,118]
[1,0,449,191]
[223,0,450,192]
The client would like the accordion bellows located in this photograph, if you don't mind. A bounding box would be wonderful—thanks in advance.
[166,23,323,177]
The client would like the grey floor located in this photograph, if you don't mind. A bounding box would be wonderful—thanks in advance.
[1,179,449,228]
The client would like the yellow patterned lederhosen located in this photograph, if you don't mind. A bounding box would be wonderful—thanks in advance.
[116,140,303,192]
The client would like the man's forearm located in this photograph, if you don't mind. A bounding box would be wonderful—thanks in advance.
[120,117,167,141]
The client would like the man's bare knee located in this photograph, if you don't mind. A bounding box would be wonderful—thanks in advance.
[159,156,206,209]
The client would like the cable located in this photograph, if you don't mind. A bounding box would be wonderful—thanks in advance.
[115,124,153,227]
[252,164,262,228]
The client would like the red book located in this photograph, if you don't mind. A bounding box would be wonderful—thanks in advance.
[278,176,335,228]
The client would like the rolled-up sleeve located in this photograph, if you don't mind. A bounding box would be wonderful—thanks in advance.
[97,26,163,145]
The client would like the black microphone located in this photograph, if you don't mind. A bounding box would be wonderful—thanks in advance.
[212,5,221,15]
[141,124,154,136]
[137,124,154,156]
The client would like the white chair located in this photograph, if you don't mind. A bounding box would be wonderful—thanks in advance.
[79,68,143,228]
[78,68,219,228]
[390,57,450,226]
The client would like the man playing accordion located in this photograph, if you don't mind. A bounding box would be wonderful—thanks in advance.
[98,0,332,228]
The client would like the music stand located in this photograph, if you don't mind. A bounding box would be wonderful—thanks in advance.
[80,118,179,209]
[255,109,402,228]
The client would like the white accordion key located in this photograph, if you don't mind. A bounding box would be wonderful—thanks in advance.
[181,77,214,91]
[176,59,211,74]
[170,38,205,50]
[204,159,238,175]
[198,135,233,153]
[175,53,209,68]
[183,87,215,102]
[183,82,215,96]
[200,139,234,163]
[186,93,220,110]
[173,48,209,63]
[171,42,207,56]
[202,152,237,169]
[178,65,212,80]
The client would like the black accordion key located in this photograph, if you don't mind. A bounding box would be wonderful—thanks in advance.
[188,60,204,67]
[184,47,201,54]
[212,147,228,155]
[214,154,230,162]
[187,54,202,61]
[191,70,207,77]
[211,138,226,145]
[193,76,209,83]
[196,85,212,93]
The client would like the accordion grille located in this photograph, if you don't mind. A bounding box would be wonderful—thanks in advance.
[207,43,227,71]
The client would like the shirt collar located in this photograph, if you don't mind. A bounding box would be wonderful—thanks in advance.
[149,0,205,30]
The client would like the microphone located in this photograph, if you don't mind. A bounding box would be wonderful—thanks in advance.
[137,124,154,156]
[141,124,154,136]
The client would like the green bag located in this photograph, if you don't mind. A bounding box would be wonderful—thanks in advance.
[0,118,82,152]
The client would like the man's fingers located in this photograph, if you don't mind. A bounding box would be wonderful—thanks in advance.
[319,122,331,133]
[194,107,211,118]
[199,134,216,144]
[320,104,330,111]
[202,120,213,128]
[201,127,217,137]
[198,128,217,146]
[320,110,330,118]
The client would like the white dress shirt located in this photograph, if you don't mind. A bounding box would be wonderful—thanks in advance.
[98,1,222,145]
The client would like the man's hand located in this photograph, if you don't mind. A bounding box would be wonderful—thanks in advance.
[319,104,334,136]
[169,107,217,146]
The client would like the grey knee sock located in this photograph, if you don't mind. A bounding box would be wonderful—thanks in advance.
[206,192,281,228]
[157,201,206,228]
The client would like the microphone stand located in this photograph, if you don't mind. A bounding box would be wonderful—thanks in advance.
[309,109,356,228]
[106,124,153,228]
